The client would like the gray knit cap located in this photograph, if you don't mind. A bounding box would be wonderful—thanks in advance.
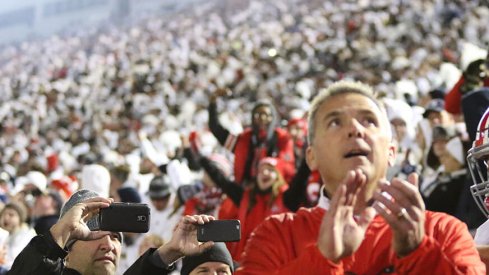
[60,189,101,231]
[60,189,122,249]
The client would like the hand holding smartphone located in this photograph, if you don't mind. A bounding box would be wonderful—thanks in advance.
[197,220,241,242]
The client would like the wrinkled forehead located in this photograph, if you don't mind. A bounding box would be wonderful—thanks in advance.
[320,92,387,120]
[67,231,122,250]
[307,87,392,145]
[322,93,392,139]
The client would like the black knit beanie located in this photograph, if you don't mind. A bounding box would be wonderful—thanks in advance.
[181,243,234,275]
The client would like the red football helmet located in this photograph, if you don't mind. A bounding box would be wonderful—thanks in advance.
[468,107,489,217]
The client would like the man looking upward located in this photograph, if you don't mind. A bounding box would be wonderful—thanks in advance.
[236,81,484,274]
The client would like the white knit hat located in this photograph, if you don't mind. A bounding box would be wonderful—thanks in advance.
[26,171,48,192]
[80,164,110,197]
[13,171,48,195]
[446,137,465,165]
[461,42,487,71]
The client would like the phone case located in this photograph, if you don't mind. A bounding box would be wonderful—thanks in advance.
[99,203,150,233]
[197,220,241,242]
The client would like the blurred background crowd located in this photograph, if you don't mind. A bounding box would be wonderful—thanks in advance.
[0,0,487,273]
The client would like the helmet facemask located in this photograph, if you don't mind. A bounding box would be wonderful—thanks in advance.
[468,149,489,217]
[468,109,489,217]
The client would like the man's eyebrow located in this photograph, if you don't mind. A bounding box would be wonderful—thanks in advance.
[358,109,378,117]
[321,110,341,122]
[321,108,378,121]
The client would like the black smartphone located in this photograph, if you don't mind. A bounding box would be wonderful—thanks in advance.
[99,203,150,233]
[197,220,241,242]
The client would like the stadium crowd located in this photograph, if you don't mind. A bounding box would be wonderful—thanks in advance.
[0,0,487,274]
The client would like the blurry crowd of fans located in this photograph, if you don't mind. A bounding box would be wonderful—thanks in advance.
[0,0,487,273]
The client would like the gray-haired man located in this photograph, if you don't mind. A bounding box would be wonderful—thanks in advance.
[9,189,216,275]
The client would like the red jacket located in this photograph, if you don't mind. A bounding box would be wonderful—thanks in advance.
[229,128,295,184]
[445,76,489,114]
[230,186,288,261]
[237,207,485,274]
[218,197,239,220]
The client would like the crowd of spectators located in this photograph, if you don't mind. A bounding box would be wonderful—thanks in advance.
[0,0,487,273]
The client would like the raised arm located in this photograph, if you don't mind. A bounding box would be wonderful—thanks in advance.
[208,94,231,146]
[199,156,244,206]
[282,159,311,211]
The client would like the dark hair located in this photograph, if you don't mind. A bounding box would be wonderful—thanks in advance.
[1,202,27,223]
[110,165,131,183]
[426,126,455,169]
[461,59,485,94]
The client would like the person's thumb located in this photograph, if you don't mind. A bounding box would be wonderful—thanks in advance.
[407,172,419,188]
[198,241,215,254]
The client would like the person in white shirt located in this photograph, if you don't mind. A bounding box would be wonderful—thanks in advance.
[145,175,182,243]
[0,202,36,268]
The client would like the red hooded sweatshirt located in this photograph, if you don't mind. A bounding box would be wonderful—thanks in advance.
[229,185,288,261]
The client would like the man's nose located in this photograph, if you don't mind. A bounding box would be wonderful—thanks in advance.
[99,235,116,252]
[347,119,365,138]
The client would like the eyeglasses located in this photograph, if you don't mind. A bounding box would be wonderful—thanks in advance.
[253,112,272,120]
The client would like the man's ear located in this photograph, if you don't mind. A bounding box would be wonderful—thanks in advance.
[306,146,318,171]
[387,141,397,167]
